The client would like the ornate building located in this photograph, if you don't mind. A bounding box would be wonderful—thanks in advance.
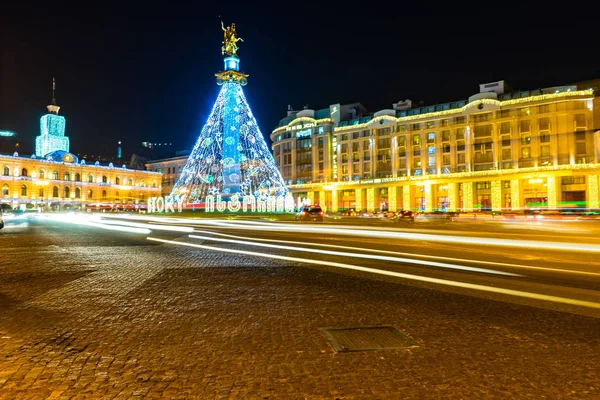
[1,85,162,210]
[270,78,600,213]
[0,152,162,210]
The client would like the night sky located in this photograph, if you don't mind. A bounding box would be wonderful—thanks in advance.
[2,3,599,161]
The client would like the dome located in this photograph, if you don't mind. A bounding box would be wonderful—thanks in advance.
[45,150,79,164]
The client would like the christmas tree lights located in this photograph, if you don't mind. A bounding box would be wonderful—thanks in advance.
[170,22,289,207]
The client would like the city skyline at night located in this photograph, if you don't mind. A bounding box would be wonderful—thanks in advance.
[2,4,600,161]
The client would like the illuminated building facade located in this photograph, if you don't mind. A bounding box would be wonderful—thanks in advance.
[271,79,600,213]
[146,155,190,197]
[0,151,162,210]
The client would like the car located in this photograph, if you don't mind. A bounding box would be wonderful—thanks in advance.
[0,206,3,229]
[296,205,324,222]
[394,210,415,224]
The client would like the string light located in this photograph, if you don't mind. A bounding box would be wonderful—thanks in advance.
[171,77,289,204]
[334,90,594,132]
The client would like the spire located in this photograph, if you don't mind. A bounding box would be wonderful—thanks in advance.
[47,77,60,114]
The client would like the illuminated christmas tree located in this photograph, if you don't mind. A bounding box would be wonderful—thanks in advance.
[170,22,289,205]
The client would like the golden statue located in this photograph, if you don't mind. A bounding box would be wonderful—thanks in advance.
[221,21,243,57]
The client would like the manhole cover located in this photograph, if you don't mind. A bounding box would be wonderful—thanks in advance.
[321,326,418,352]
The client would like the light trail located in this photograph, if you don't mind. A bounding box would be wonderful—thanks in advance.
[33,213,151,234]
[92,214,600,252]
[190,230,600,278]
[147,237,600,310]
[187,234,519,277]
[98,219,194,233]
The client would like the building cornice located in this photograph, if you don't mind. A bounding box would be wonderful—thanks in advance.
[334,90,595,132]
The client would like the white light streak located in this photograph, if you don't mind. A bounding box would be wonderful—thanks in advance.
[188,234,519,277]
[147,237,600,310]
[191,230,600,278]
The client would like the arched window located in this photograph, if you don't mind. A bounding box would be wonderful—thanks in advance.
[102,190,107,199]
[64,172,70,181]
[64,186,70,198]
[140,180,145,187]
[2,184,8,196]
[2,166,9,176]
[38,188,44,198]
[75,187,81,199]
[102,176,107,183]
[21,184,27,196]
[39,170,45,179]
[88,189,93,199]
[88,174,94,183]
[21,168,28,177]
[53,171,59,180]
[115,191,120,203]
[152,180,157,188]
[128,178,133,185]
[115,177,120,185]
[53,186,59,198]
[75,173,81,182]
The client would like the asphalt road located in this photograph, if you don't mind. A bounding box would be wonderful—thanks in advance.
[0,213,599,399]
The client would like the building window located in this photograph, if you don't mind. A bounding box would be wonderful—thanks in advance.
[502,149,512,160]
[538,105,550,113]
[88,189,93,199]
[64,186,70,198]
[75,173,81,181]
[541,145,551,157]
[2,184,8,196]
[64,173,70,181]
[519,120,531,133]
[38,188,43,197]
[521,147,531,158]
[21,185,27,196]
[102,190,107,199]
[540,133,550,143]
[39,170,45,179]
[456,140,465,151]
[21,168,28,177]
[115,191,120,202]
[115,177,120,185]
[427,146,435,154]
[427,133,435,143]
[128,178,133,186]
[501,135,511,147]
[75,187,81,198]
[2,166,9,176]
[102,176,108,183]
[412,134,420,145]
[521,136,531,145]
[88,174,94,183]
[53,186,59,197]
[428,156,435,167]
[562,176,585,185]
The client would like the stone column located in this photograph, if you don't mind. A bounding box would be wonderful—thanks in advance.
[587,175,599,209]
[424,183,432,212]
[447,182,458,212]
[319,190,326,210]
[546,176,558,210]
[463,182,473,211]
[367,187,375,212]
[355,188,363,212]
[403,185,412,211]
[331,189,339,213]
[510,179,521,211]
[388,186,397,212]
[491,180,502,211]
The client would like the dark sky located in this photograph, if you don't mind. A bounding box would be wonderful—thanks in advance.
[2,2,599,160]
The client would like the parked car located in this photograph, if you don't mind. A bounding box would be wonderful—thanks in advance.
[394,210,415,224]
[296,205,324,222]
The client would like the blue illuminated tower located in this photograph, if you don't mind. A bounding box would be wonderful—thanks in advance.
[170,22,289,203]
[35,78,69,158]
